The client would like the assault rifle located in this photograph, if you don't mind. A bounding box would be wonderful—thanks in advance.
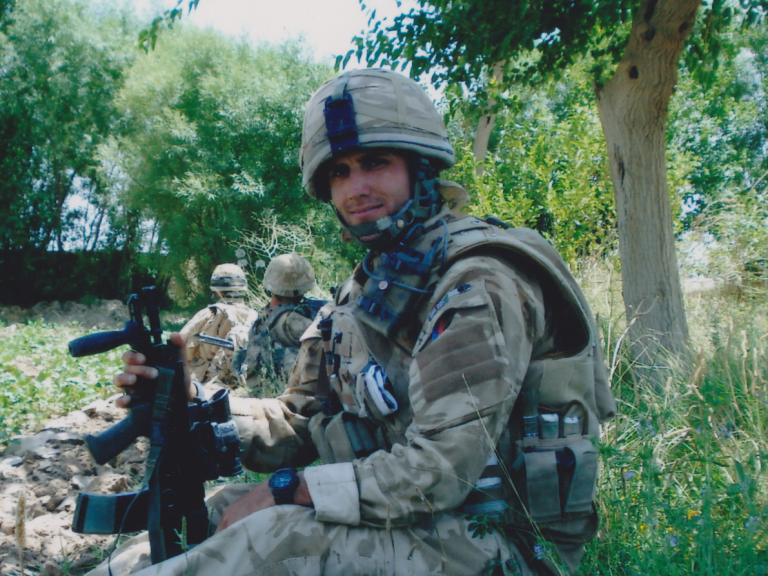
[69,286,242,564]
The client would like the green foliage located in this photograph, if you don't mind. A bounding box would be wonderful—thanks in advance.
[665,16,768,284]
[0,0,138,251]
[347,0,633,93]
[445,69,617,263]
[104,29,334,305]
[137,0,199,53]
[0,321,122,448]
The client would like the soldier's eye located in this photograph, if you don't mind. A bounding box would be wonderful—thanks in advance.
[364,155,389,169]
[328,164,348,180]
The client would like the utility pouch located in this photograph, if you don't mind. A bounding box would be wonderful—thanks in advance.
[511,436,598,524]
[309,413,337,464]
[309,411,383,464]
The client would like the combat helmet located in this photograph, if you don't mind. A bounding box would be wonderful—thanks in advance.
[300,68,455,249]
[210,264,248,299]
[263,254,315,298]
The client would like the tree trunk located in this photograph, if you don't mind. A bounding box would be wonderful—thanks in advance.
[594,0,699,379]
[473,62,505,174]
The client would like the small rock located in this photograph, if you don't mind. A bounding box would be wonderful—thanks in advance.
[5,430,79,457]
[23,451,41,465]
[0,457,23,474]
[1,562,21,576]
[42,560,62,576]
[46,494,64,511]
[0,517,14,535]
[87,473,131,494]
[71,475,90,490]
[56,496,76,511]
[81,398,113,416]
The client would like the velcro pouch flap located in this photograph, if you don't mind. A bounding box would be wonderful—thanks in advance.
[524,450,561,523]
[323,412,358,463]
[564,439,598,515]
[309,413,337,465]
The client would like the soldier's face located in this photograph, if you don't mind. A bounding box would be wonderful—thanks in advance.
[327,149,411,232]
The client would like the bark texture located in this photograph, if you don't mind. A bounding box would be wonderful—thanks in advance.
[595,0,700,375]
[473,62,505,173]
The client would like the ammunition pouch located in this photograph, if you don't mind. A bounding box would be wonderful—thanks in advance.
[510,436,598,523]
[309,411,387,464]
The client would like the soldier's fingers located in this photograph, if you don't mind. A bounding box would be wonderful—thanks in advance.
[114,371,136,389]
[121,363,159,380]
[114,394,131,409]
[121,350,146,366]
[170,331,186,347]
[169,332,188,369]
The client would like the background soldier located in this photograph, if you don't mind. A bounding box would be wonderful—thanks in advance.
[100,68,616,576]
[178,263,258,388]
[232,253,326,395]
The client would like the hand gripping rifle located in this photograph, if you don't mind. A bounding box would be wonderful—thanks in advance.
[69,286,242,564]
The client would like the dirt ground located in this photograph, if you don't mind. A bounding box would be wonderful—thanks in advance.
[0,300,188,332]
[0,300,190,575]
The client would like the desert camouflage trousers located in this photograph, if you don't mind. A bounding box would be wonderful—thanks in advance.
[86,483,533,576]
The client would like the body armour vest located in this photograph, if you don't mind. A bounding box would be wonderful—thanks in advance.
[308,211,616,574]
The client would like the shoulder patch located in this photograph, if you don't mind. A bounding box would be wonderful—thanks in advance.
[427,283,472,322]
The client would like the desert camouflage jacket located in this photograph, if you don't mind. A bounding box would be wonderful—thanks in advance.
[179,301,258,387]
[228,206,614,550]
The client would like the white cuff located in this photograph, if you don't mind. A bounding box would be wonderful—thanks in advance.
[304,463,361,526]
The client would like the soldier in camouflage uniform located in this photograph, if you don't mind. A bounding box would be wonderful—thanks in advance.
[232,253,325,395]
[178,264,258,388]
[99,68,616,576]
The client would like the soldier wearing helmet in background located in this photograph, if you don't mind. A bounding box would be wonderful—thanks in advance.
[99,68,616,576]
[232,254,326,395]
[178,263,258,388]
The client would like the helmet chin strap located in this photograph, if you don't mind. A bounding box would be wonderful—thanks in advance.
[340,157,442,252]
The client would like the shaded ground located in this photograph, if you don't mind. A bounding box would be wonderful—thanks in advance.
[0,300,187,332]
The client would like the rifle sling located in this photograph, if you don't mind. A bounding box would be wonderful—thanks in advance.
[146,366,175,564]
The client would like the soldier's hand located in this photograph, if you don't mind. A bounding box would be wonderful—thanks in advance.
[216,473,313,532]
[113,332,196,408]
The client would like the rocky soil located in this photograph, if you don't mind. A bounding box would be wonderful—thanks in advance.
[0,396,149,575]
[0,300,189,575]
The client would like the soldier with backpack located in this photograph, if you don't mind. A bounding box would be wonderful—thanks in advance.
[232,253,326,395]
[178,263,258,388]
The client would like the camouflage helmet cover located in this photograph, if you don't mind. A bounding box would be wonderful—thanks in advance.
[210,264,247,295]
[264,254,315,297]
[300,68,455,199]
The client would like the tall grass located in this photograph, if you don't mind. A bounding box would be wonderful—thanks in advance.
[579,262,768,575]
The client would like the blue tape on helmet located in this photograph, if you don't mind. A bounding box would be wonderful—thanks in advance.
[324,92,359,153]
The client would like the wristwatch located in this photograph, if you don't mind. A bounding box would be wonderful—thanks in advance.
[268,468,299,505]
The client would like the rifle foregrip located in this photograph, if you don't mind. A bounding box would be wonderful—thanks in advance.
[84,402,152,464]
[69,329,131,357]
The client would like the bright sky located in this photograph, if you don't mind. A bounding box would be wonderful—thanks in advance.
[138,0,413,68]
